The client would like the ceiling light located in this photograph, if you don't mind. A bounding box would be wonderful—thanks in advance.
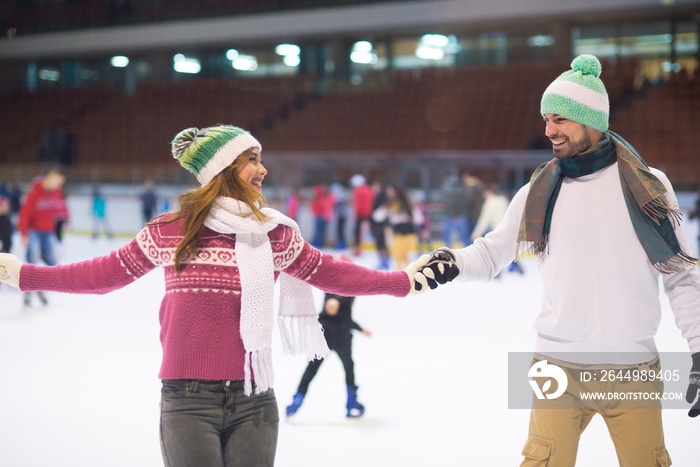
[173,54,201,74]
[275,44,300,56]
[110,56,129,67]
[415,46,445,60]
[232,55,258,71]
[420,34,449,47]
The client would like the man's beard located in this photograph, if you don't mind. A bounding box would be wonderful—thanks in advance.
[552,134,594,159]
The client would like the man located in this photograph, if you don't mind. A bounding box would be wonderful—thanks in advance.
[140,178,158,224]
[18,167,67,306]
[462,171,484,245]
[408,55,700,466]
[440,174,469,248]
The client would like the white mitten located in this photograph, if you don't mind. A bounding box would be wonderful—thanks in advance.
[404,253,431,295]
[0,253,21,288]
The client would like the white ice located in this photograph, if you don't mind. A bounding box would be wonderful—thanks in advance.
[1,226,699,466]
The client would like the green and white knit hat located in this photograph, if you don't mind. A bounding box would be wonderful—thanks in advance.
[171,125,262,186]
[541,55,609,132]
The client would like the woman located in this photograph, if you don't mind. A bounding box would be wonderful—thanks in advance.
[0,125,413,467]
[372,184,424,270]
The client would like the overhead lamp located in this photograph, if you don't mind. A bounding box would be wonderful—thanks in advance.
[232,55,258,71]
[420,34,449,47]
[350,51,378,64]
[110,56,129,67]
[350,41,377,64]
[283,55,301,67]
[173,54,201,74]
[353,41,373,53]
[275,44,300,56]
[415,46,445,60]
[527,35,554,47]
[416,34,459,59]
[38,68,60,81]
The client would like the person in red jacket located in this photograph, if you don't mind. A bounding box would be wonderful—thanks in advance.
[286,187,301,221]
[18,167,67,306]
[350,174,374,256]
[310,184,334,248]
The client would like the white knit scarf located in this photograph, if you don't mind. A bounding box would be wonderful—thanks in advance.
[204,197,330,395]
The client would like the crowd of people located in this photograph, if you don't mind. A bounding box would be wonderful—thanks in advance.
[285,170,522,273]
[1,166,523,283]
[0,173,165,300]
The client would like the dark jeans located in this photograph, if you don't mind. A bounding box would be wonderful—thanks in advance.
[353,216,370,247]
[370,220,387,251]
[297,335,355,394]
[336,215,346,246]
[160,379,279,467]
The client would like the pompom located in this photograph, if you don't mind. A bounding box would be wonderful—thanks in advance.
[171,127,199,160]
[571,54,601,78]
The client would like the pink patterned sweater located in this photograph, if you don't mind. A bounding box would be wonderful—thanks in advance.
[19,218,410,380]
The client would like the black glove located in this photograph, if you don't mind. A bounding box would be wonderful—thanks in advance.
[686,352,700,418]
[414,248,459,292]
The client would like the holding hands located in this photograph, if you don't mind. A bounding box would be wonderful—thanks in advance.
[405,247,459,295]
[0,253,21,288]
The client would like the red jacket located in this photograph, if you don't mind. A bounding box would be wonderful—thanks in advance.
[18,178,69,236]
[310,186,335,220]
[353,184,375,218]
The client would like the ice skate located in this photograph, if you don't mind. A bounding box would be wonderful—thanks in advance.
[286,392,305,417]
[509,261,524,275]
[346,387,365,418]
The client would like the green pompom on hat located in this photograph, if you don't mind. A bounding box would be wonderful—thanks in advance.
[540,54,609,132]
[172,125,261,186]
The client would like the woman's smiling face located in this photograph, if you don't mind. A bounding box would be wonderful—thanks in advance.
[236,148,267,191]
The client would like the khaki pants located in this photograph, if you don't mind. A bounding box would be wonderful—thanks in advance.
[520,359,672,466]
[389,233,418,270]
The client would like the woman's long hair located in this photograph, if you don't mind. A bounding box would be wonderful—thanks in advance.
[389,184,414,223]
[154,149,269,273]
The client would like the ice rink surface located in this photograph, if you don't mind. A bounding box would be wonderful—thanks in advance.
[1,224,699,466]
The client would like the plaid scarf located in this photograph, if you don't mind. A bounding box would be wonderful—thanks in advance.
[517,131,696,273]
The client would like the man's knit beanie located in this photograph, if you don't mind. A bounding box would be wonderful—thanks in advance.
[541,54,609,132]
[171,125,261,186]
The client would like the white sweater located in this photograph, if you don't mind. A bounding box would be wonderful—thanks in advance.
[452,162,700,363]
